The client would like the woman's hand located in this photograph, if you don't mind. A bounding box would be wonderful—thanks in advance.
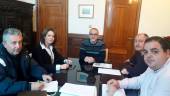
[60,64,69,69]
[64,59,72,65]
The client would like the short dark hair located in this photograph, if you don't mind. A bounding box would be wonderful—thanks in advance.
[164,36,170,49]
[40,28,55,45]
[143,33,149,38]
[145,36,169,52]
[3,28,22,43]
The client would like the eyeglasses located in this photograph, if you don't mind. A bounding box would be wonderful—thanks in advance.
[142,48,162,56]
[89,33,98,36]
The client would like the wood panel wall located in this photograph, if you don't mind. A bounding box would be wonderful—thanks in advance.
[68,34,88,58]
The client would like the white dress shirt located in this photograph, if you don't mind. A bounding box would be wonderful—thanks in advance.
[119,58,170,96]
[40,42,61,70]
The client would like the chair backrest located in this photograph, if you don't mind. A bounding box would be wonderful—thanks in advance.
[104,48,109,62]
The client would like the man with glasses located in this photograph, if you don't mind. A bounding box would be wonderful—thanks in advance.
[107,36,170,96]
[121,33,148,78]
[79,28,105,72]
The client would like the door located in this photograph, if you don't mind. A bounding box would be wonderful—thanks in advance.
[104,0,142,68]
[37,0,68,56]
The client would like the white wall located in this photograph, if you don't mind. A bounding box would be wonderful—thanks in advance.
[17,0,35,4]
[138,0,170,36]
[68,0,106,35]
[20,0,169,36]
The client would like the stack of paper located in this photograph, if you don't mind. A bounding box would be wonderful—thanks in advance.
[93,63,112,69]
[59,83,97,96]
[42,80,58,92]
[102,84,125,96]
[98,68,121,76]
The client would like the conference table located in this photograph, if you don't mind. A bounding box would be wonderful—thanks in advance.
[18,62,124,96]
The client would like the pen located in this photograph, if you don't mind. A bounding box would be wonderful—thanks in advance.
[71,65,76,70]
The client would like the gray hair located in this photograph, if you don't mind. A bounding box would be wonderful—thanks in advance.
[2,28,22,42]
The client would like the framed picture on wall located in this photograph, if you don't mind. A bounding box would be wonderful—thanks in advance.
[79,4,94,18]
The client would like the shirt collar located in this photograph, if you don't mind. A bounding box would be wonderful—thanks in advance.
[153,57,170,73]
[40,42,53,50]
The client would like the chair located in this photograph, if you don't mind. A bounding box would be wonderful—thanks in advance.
[104,48,109,62]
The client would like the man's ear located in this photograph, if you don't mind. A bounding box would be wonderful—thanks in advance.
[2,41,7,48]
[2,41,5,46]
[167,49,170,56]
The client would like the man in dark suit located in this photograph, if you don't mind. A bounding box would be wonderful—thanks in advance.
[121,33,149,77]
[0,28,52,96]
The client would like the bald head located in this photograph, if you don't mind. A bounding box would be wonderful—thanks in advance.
[89,28,99,44]
[134,33,149,51]
[89,28,99,35]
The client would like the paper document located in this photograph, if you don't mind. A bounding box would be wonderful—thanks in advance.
[42,80,58,92]
[59,83,97,96]
[102,84,126,96]
[93,63,112,69]
[60,93,77,96]
[98,68,121,76]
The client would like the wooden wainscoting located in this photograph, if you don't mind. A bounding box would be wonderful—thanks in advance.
[107,48,128,69]
[68,33,89,58]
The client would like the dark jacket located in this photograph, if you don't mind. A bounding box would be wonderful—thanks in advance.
[0,44,47,96]
[79,39,105,70]
[124,51,148,77]
[32,43,65,73]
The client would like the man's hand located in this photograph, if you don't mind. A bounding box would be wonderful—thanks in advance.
[42,74,52,82]
[107,79,120,96]
[124,59,130,63]
[84,56,95,63]
[60,64,69,69]
[84,56,90,63]
[121,68,129,75]
[88,57,95,63]
[30,82,45,91]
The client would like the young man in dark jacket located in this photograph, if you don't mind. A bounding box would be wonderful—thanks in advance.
[0,28,52,96]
